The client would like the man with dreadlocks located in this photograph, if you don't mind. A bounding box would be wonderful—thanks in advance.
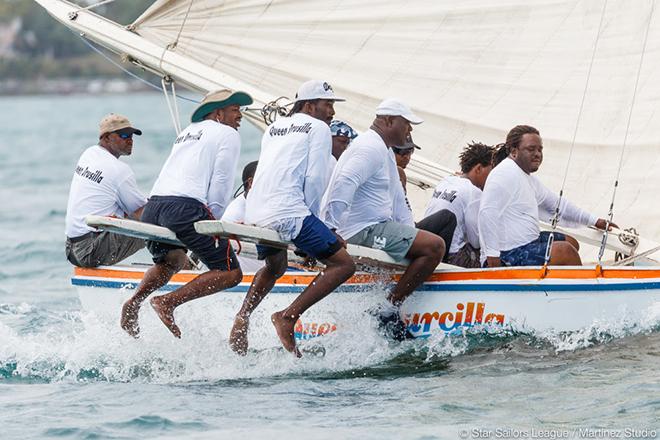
[423,142,495,268]
[479,125,612,268]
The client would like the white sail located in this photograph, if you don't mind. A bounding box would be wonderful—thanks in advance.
[35,0,660,246]
[130,0,660,238]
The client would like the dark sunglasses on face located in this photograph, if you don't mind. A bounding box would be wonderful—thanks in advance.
[392,147,413,156]
[115,131,133,139]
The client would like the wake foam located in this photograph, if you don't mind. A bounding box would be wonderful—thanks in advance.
[1,297,659,384]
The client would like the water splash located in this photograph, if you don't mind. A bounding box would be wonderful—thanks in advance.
[1,297,659,384]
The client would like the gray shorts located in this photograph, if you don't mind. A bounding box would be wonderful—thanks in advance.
[65,231,145,268]
[347,221,418,262]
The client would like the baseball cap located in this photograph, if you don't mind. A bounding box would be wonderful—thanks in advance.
[191,89,254,123]
[295,80,345,102]
[402,134,421,150]
[375,98,423,125]
[99,114,142,138]
[330,120,357,139]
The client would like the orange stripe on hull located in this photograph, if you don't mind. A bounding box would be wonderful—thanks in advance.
[74,265,660,285]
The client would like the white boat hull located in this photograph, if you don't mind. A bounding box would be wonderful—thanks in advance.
[72,264,660,340]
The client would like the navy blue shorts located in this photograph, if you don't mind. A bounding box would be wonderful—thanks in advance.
[500,231,566,266]
[141,196,239,271]
[256,214,342,261]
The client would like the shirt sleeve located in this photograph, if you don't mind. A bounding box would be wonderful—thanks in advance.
[464,196,481,249]
[303,123,332,217]
[392,183,415,226]
[478,176,515,258]
[221,196,245,223]
[323,145,382,230]
[533,177,597,227]
[208,129,241,219]
[116,170,146,217]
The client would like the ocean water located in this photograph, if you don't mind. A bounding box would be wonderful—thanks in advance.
[1,93,659,440]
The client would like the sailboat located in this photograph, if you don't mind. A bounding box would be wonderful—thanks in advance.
[36,0,660,339]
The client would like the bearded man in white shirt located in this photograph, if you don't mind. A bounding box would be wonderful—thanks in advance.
[120,89,252,338]
[65,114,146,268]
[230,80,356,357]
[321,99,445,339]
[423,142,494,268]
[479,124,612,268]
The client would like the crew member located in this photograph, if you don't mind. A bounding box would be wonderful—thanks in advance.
[230,80,356,357]
[64,114,146,268]
[120,89,252,338]
[321,98,445,339]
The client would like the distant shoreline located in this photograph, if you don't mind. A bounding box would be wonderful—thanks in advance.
[0,77,155,96]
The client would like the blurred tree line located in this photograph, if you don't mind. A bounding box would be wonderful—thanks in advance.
[0,0,153,78]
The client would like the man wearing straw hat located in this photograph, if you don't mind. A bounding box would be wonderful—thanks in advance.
[120,89,253,338]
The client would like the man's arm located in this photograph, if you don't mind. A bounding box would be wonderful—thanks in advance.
[464,198,481,249]
[303,123,332,217]
[534,177,599,228]
[322,146,381,231]
[478,179,514,268]
[208,130,241,219]
[116,171,147,220]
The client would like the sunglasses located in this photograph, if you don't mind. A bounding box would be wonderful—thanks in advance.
[115,132,133,140]
[392,147,414,156]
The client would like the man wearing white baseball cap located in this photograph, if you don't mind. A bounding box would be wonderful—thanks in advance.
[64,113,146,268]
[230,79,355,357]
[321,98,445,340]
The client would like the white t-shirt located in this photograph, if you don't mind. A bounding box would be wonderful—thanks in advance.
[321,129,408,239]
[221,195,246,223]
[245,113,331,234]
[151,120,240,219]
[424,175,481,254]
[65,145,146,238]
[479,158,597,257]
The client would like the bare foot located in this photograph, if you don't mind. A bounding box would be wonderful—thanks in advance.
[271,311,301,358]
[229,315,250,356]
[150,296,181,338]
[120,299,140,338]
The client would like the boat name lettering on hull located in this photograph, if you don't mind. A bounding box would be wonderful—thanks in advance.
[294,320,337,340]
[404,302,505,335]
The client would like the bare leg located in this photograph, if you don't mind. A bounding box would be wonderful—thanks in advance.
[151,266,243,338]
[549,241,582,266]
[271,248,355,357]
[120,249,187,337]
[229,250,288,355]
[389,230,445,306]
[564,235,580,251]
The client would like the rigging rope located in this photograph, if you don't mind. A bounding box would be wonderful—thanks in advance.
[158,0,194,71]
[542,0,609,268]
[161,77,182,134]
[597,0,656,264]
[78,34,199,104]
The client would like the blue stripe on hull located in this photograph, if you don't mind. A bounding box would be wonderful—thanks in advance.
[71,278,660,293]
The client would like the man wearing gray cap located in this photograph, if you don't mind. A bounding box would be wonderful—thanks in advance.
[64,113,146,268]
[120,89,252,339]
[321,99,445,340]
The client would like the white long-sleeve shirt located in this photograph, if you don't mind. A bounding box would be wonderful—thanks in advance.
[151,120,240,219]
[479,158,597,257]
[321,129,407,239]
[245,113,331,231]
[65,145,146,238]
[424,175,481,254]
